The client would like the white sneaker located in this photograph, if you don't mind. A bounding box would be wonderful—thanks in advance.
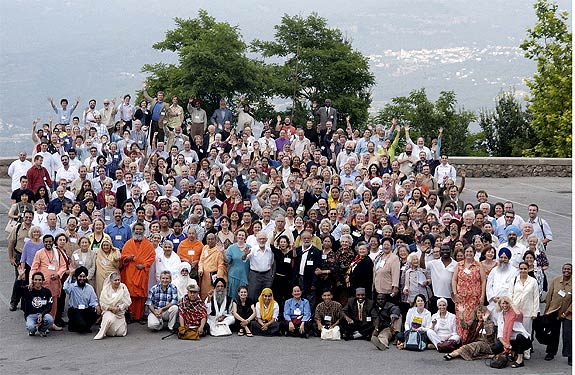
[524,350,531,360]
[352,331,363,339]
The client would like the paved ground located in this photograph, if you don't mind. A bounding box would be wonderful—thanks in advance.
[0,177,572,375]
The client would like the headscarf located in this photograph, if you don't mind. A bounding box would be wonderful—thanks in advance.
[75,266,89,278]
[258,288,275,322]
[498,247,511,259]
[505,225,521,237]
[99,272,131,313]
[173,261,198,300]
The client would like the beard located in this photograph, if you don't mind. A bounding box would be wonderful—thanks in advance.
[499,262,509,271]
[133,233,144,241]
[215,291,225,306]
[77,280,86,288]
[508,238,517,247]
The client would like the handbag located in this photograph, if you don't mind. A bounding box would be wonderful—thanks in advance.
[533,314,553,345]
[437,339,460,353]
[404,329,426,351]
[210,322,232,336]
[178,326,200,340]
[5,219,18,234]
[489,353,509,369]
[321,326,341,340]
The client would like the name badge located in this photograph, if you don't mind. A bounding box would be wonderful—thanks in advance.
[70,237,77,243]
[78,304,86,310]
[113,155,118,159]
[173,238,179,243]
[105,216,111,221]
[352,231,360,237]
[366,317,372,322]
[377,229,383,235]
[101,259,108,266]
[294,308,301,316]
[115,235,122,240]
[73,253,80,260]
[48,265,56,271]
[558,290,566,297]
[322,254,327,260]
[306,260,313,266]
[203,250,208,257]
[188,250,195,255]
[284,257,291,264]
[463,268,471,275]
[161,111,166,116]
[325,315,332,321]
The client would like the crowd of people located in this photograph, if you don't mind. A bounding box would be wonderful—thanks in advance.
[6,87,571,368]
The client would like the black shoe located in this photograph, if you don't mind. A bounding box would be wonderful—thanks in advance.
[544,354,555,361]
[511,361,524,368]
[9,303,17,312]
[40,331,48,337]
[28,331,36,336]
[568,357,572,366]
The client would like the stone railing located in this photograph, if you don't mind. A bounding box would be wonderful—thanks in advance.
[449,157,572,178]
[0,156,570,179]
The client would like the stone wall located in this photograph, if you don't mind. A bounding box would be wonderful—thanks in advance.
[449,157,572,178]
[0,156,571,179]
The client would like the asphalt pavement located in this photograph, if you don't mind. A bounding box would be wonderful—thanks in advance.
[0,177,572,375]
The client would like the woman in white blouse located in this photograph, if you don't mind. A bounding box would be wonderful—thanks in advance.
[426,298,460,349]
[508,261,540,359]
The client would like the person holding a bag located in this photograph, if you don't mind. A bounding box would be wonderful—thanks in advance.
[314,289,342,340]
[397,294,431,349]
[281,285,313,338]
[178,284,207,340]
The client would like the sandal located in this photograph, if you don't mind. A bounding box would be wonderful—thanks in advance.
[443,354,453,361]
[511,361,524,368]
[238,329,245,336]
[246,331,253,337]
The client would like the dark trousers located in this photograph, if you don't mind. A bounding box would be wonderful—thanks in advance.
[10,253,23,306]
[546,311,572,357]
[68,307,98,333]
[150,120,164,143]
[122,120,133,132]
[296,275,317,312]
[272,274,292,318]
[340,319,374,339]
[55,289,67,325]
[248,270,273,302]
[429,296,455,315]
[279,320,313,337]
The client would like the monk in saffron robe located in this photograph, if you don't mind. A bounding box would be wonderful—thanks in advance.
[121,223,156,321]
[198,233,226,301]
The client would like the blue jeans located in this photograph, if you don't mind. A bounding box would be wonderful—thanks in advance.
[26,313,54,333]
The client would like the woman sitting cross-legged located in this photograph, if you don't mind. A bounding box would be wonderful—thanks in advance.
[94,272,132,340]
[426,298,461,351]
[250,288,280,336]
[444,305,496,361]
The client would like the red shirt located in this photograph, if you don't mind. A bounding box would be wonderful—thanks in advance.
[26,165,52,192]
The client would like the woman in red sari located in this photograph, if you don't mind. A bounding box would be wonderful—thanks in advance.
[452,245,486,344]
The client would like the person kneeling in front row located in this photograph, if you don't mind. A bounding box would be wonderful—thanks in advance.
[281,285,313,338]
[64,266,101,333]
[250,288,280,336]
[16,263,54,337]
[147,270,179,332]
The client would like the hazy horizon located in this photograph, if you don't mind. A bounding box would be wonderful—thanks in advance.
[0,0,570,156]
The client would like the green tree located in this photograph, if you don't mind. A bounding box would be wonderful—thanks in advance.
[252,13,375,127]
[520,0,572,157]
[140,10,271,118]
[374,89,475,156]
[478,91,534,156]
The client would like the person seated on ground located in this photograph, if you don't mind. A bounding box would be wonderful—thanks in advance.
[146,270,179,332]
[444,305,495,361]
[178,284,207,338]
[396,294,432,349]
[250,288,280,336]
[64,266,101,333]
[173,262,198,300]
[205,278,235,336]
[15,263,53,337]
[371,293,402,350]
[314,289,342,340]
[493,296,531,368]
[232,285,256,337]
[281,285,313,338]
[94,272,131,340]
[341,287,377,340]
[426,298,460,350]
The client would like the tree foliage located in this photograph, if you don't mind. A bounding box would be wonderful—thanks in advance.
[252,13,375,126]
[374,89,475,156]
[478,91,534,156]
[140,10,271,116]
[520,0,572,157]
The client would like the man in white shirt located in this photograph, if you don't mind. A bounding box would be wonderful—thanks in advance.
[434,155,457,189]
[498,225,527,268]
[526,203,553,248]
[243,231,274,301]
[486,248,518,321]
[291,128,310,158]
[8,152,32,191]
[55,154,79,189]
[420,245,456,314]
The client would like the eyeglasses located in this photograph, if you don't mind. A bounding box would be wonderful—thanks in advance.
[505,215,514,219]
[519,267,528,270]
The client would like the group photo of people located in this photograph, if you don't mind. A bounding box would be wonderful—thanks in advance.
[6,86,571,369]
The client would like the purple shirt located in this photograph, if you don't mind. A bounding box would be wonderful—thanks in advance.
[21,241,44,267]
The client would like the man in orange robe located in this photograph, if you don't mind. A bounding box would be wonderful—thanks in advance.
[176,227,202,274]
[121,222,156,322]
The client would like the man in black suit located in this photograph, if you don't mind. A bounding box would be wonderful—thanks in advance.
[115,172,135,209]
[341,288,377,340]
[292,230,322,310]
